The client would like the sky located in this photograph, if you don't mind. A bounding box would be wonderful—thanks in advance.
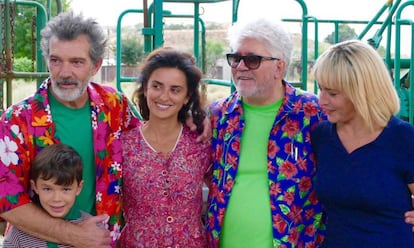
[70,0,414,53]
[70,0,392,26]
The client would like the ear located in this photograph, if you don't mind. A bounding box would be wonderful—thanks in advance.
[184,93,191,105]
[30,179,38,194]
[91,58,103,76]
[76,180,85,196]
[274,60,286,79]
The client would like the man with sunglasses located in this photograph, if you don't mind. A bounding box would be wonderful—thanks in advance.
[205,17,326,247]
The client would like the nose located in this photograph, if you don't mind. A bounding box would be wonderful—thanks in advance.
[51,191,62,202]
[59,62,73,78]
[318,90,328,105]
[159,88,169,100]
[235,58,249,71]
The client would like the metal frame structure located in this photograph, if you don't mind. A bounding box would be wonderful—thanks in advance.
[1,0,414,122]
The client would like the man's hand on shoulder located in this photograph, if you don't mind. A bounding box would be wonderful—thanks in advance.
[72,214,111,248]
[185,116,212,143]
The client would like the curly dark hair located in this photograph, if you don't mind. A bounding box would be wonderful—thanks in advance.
[132,47,206,133]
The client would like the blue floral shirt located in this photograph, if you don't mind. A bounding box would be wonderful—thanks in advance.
[206,81,326,248]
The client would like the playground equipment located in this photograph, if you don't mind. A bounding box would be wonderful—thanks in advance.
[1,0,414,122]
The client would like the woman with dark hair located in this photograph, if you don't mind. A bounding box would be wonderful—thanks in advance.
[121,47,211,248]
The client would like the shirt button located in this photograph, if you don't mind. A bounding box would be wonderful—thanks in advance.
[166,216,174,223]
[162,190,169,196]
[161,170,168,176]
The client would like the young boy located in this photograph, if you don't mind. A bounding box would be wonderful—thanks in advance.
[3,144,93,247]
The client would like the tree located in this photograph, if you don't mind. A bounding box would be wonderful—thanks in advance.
[204,40,225,78]
[121,37,145,66]
[10,0,70,60]
[324,24,357,44]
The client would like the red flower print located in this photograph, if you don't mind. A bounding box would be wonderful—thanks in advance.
[284,142,293,154]
[304,209,315,221]
[215,145,223,161]
[230,140,240,153]
[218,208,226,226]
[288,228,300,244]
[316,232,325,246]
[305,131,311,143]
[288,205,303,224]
[305,222,317,237]
[268,140,280,159]
[306,243,317,248]
[217,190,226,204]
[211,114,219,127]
[273,214,287,233]
[218,128,226,139]
[292,100,303,114]
[282,119,300,138]
[303,101,319,117]
[284,191,295,205]
[270,182,282,197]
[268,161,275,174]
[299,177,312,192]
[297,157,308,172]
[270,124,280,135]
[280,161,298,179]
[208,214,215,227]
[227,153,239,168]
[223,178,234,192]
[226,116,240,134]
[308,191,319,205]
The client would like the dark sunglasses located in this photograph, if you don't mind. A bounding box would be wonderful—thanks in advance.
[226,53,280,70]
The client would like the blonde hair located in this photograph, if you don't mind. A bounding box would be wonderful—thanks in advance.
[312,40,399,130]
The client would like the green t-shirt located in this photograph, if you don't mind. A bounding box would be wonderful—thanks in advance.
[220,98,282,248]
[49,92,96,215]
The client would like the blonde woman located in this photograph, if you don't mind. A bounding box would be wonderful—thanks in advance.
[311,39,414,247]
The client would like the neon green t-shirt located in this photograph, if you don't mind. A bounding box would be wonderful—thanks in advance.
[49,92,96,215]
[220,98,282,248]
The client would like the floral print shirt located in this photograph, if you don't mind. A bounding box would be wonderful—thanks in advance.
[121,125,211,248]
[0,78,139,245]
[206,81,326,248]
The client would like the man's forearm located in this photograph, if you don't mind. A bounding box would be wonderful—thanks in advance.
[0,203,77,245]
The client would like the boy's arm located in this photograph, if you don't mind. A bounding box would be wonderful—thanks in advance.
[1,203,111,247]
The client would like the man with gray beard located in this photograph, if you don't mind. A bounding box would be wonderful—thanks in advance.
[0,10,138,247]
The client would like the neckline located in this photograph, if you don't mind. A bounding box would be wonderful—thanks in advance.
[139,123,183,155]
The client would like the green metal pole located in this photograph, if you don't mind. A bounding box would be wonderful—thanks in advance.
[294,0,308,90]
[193,2,200,68]
[153,0,164,48]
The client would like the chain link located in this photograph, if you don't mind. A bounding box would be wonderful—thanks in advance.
[10,2,15,66]
[0,3,6,72]
[31,15,36,72]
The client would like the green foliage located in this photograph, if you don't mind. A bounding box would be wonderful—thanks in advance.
[13,57,34,72]
[164,23,193,30]
[205,40,225,77]
[324,24,357,44]
[13,57,35,81]
[11,0,70,59]
[121,37,145,66]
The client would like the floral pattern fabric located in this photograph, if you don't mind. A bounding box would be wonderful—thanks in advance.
[0,78,139,245]
[206,81,326,248]
[121,125,211,248]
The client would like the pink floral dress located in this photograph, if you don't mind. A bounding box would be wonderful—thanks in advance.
[121,124,211,248]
